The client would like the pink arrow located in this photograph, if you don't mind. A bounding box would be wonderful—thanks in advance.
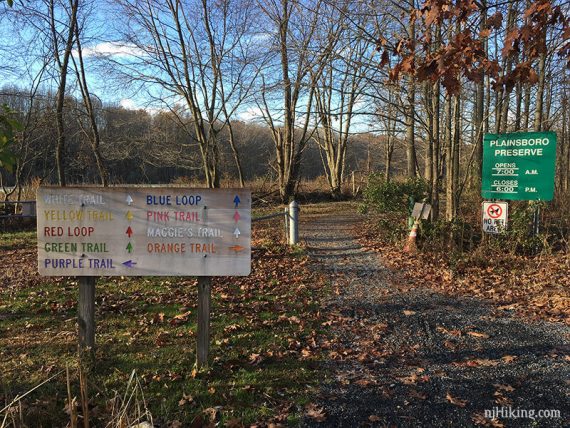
[233,211,240,222]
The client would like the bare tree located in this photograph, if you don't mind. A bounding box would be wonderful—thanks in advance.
[70,2,108,185]
[311,7,370,199]
[51,0,79,186]
[256,0,341,202]
[1,0,81,186]
[113,0,259,188]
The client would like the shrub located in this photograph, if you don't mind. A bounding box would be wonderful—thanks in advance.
[361,174,428,214]
[499,201,546,254]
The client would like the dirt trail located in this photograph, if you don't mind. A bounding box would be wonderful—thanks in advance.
[301,203,569,427]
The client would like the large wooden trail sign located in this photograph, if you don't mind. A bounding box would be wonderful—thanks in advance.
[37,187,251,366]
[37,187,251,276]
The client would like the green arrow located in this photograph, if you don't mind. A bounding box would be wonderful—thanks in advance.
[126,242,133,253]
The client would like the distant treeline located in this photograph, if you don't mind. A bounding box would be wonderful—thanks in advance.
[0,87,404,190]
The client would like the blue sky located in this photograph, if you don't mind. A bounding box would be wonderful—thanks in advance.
[0,0,377,135]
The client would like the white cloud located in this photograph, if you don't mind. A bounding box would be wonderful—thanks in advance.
[118,98,168,116]
[77,42,144,58]
[237,106,264,122]
[119,98,137,109]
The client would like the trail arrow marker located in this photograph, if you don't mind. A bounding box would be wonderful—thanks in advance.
[233,227,241,238]
[233,211,240,222]
[126,242,133,253]
[126,226,133,238]
[229,245,245,252]
[126,195,133,206]
[126,211,134,221]
[122,260,137,268]
[233,195,241,208]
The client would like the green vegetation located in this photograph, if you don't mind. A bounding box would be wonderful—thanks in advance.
[360,174,428,213]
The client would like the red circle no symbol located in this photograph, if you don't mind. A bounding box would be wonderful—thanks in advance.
[487,204,502,219]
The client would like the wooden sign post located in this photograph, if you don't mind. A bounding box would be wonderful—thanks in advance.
[78,276,96,349]
[37,187,251,366]
[196,276,211,369]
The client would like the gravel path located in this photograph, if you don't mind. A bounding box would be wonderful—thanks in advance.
[301,203,569,427]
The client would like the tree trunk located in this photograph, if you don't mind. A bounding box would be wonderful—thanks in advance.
[559,94,570,192]
[453,93,460,216]
[473,79,485,186]
[424,82,433,184]
[405,15,417,178]
[534,47,547,131]
[385,104,395,182]
[431,78,441,221]
[445,93,453,221]
[52,0,79,187]
[445,92,461,222]
[72,21,108,186]
[499,0,517,133]
[406,76,417,178]
[226,121,245,187]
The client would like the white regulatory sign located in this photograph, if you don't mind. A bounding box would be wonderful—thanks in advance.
[482,201,508,234]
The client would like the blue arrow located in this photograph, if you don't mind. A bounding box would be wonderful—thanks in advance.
[233,195,241,208]
[122,260,137,268]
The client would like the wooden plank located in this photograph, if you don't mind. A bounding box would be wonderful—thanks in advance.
[196,276,211,369]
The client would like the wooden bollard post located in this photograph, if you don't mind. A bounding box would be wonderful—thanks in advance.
[196,276,212,369]
[78,276,97,349]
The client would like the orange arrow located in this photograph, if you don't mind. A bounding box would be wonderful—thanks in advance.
[229,245,245,252]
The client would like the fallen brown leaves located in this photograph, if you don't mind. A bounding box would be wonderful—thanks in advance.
[446,391,468,407]
[358,216,570,324]
[451,354,517,368]
[305,403,326,422]
[472,412,505,427]
[0,247,42,290]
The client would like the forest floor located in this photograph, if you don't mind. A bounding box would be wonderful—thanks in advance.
[300,202,569,427]
[0,201,569,427]
[0,210,329,427]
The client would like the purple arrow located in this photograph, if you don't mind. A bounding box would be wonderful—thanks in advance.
[122,260,137,268]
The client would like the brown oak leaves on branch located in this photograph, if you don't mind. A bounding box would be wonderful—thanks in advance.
[379,0,569,94]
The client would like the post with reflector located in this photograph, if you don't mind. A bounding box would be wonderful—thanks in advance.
[288,201,299,245]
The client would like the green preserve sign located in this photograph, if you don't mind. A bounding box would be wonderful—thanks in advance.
[482,131,557,201]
